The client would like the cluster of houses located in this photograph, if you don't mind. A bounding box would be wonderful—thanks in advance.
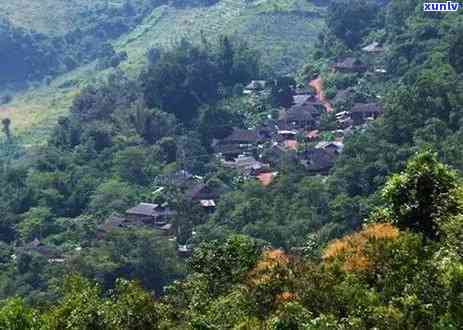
[16,43,388,263]
[227,41,386,181]
[96,171,228,257]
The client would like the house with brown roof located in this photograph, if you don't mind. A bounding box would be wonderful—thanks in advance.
[292,94,312,107]
[126,203,174,226]
[185,183,221,211]
[299,148,336,175]
[350,103,384,125]
[222,155,269,176]
[333,58,367,74]
[279,105,317,130]
[221,128,261,145]
[213,128,262,161]
[316,141,344,155]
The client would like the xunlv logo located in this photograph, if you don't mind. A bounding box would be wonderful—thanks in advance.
[423,2,461,11]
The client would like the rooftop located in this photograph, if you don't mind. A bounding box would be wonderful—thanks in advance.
[222,128,261,144]
[351,103,384,114]
[126,203,164,217]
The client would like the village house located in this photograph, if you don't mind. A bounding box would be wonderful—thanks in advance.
[17,238,65,264]
[299,148,336,175]
[96,213,132,239]
[153,170,195,188]
[213,128,262,161]
[256,118,278,140]
[126,202,175,226]
[213,143,247,161]
[335,111,353,129]
[362,42,385,72]
[222,155,269,176]
[279,105,317,130]
[293,94,312,107]
[316,141,344,155]
[185,183,222,212]
[333,57,368,74]
[362,42,385,54]
[177,244,193,258]
[243,80,267,95]
[350,103,384,125]
[277,129,298,140]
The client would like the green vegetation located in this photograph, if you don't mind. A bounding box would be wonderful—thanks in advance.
[0,0,463,328]
[3,153,463,327]
[0,0,324,143]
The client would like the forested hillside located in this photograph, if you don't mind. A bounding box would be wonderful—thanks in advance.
[0,0,463,328]
[0,0,324,143]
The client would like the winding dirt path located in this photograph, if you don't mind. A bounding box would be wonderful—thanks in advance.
[309,76,333,113]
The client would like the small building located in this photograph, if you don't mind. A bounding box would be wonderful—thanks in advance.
[214,143,248,161]
[177,244,193,258]
[220,128,261,146]
[96,213,132,239]
[350,103,384,125]
[333,58,367,74]
[292,94,312,107]
[277,129,298,140]
[316,141,344,155]
[222,155,269,176]
[336,111,353,129]
[19,239,64,264]
[186,183,221,211]
[279,105,317,130]
[243,80,267,94]
[153,170,195,188]
[362,42,385,54]
[299,148,336,175]
[159,223,175,236]
[213,128,262,161]
[126,203,174,226]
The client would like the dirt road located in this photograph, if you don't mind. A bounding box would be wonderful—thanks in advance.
[309,76,333,113]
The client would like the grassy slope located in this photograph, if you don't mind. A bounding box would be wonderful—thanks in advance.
[0,0,109,35]
[0,0,324,144]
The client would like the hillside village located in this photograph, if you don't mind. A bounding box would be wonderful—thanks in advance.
[3,0,463,326]
[20,42,388,261]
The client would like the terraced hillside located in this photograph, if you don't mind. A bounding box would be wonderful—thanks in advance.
[0,0,325,144]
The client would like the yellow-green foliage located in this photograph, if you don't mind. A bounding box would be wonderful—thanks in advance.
[323,223,400,272]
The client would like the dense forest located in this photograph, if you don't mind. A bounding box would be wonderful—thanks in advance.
[0,0,463,328]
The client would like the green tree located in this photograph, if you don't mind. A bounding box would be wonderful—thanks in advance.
[326,0,380,49]
[449,26,463,73]
[88,179,137,217]
[0,298,42,330]
[17,207,53,242]
[381,151,463,239]
[190,235,260,295]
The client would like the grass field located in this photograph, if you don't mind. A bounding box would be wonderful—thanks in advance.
[0,0,325,144]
